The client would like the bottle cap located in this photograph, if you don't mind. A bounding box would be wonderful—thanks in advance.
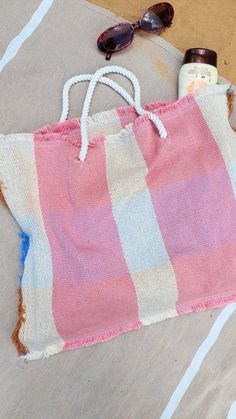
[183,48,217,67]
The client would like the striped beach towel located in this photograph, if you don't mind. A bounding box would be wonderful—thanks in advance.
[1,66,236,360]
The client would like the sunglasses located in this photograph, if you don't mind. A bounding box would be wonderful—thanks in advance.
[97,2,174,61]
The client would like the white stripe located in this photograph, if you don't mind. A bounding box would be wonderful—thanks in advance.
[227,401,236,419]
[160,304,236,419]
[0,0,54,72]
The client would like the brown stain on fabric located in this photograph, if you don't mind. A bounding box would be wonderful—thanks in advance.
[227,91,236,132]
[0,181,8,208]
[154,56,172,83]
[227,91,235,118]
[11,289,28,356]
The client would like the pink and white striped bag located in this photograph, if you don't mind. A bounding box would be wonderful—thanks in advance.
[1,66,236,360]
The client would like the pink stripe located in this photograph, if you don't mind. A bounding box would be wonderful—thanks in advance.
[34,132,139,346]
[133,98,236,308]
[133,99,225,188]
[175,242,236,313]
[116,99,178,130]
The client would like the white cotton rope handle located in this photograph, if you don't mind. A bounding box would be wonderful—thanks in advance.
[79,66,168,161]
[60,66,168,161]
[59,74,135,123]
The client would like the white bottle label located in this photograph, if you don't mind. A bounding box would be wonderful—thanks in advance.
[178,63,218,98]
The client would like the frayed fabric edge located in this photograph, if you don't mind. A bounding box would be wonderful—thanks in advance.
[177,293,236,315]
[20,294,236,361]
[23,343,63,361]
[22,321,142,361]
[64,321,142,352]
[11,231,30,356]
[11,288,28,356]
[141,309,178,326]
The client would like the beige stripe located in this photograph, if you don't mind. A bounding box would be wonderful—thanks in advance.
[0,134,63,356]
[88,109,123,139]
[105,125,148,204]
[105,126,178,323]
[132,265,178,325]
[195,85,236,166]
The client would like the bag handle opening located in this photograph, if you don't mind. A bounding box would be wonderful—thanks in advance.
[60,66,168,161]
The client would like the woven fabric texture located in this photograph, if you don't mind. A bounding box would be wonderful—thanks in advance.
[0,82,236,360]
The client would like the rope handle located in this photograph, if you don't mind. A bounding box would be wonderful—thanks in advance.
[60,66,168,161]
[59,73,136,123]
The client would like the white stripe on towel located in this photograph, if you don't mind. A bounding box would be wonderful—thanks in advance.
[0,0,54,72]
[160,304,236,419]
[227,401,236,419]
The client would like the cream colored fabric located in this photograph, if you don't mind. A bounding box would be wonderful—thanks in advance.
[0,1,236,418]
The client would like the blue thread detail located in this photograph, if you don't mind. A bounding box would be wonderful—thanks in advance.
[19,231,30,287]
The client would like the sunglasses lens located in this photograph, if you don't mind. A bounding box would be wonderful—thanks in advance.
[97,23,134,53]
[140,2,174,32]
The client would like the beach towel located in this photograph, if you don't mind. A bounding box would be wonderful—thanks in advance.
[1,65,236,361]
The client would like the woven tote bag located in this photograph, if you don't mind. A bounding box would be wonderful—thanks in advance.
[1,65,236,360]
